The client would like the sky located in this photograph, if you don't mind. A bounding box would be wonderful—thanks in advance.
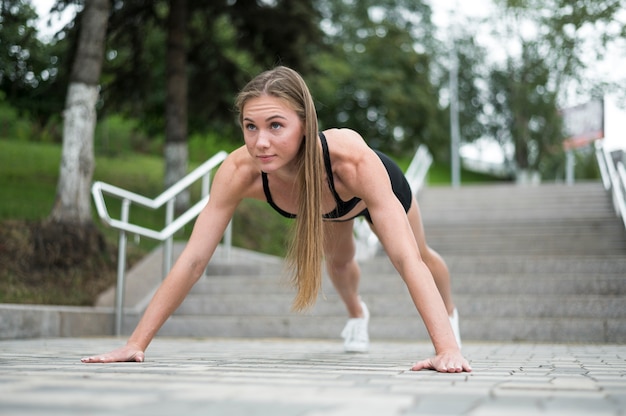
[33,0,76,42]
[33,0,623,155]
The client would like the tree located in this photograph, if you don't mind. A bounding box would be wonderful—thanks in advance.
[0,0,66,127]
[488,0,626,179]
[486,41,562,178]
[449,32,489,147]
[494,0,626,102]
[310,0,445,156]
[49,0,110,224]
[164,0,189,211]
[97,0,322,145]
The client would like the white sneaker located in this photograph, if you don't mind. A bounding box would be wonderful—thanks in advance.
[341,301,370,353]
[449,308,462,349]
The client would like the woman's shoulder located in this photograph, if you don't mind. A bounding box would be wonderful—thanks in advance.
[225,146,255,167]
[214,146,263,198]
[321,128,380,191]
[322,128,373,164]
[322,128,365,145]
[321,129,393,200]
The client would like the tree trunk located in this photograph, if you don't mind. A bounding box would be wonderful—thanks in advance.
[50,83,99,223]
[50,0,111,224]
[164,0,189,213]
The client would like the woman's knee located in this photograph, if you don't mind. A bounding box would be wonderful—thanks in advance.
[325,255,358,278]
[421,246,448,273]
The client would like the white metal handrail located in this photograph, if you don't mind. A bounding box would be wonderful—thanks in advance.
[595,140,626,230]
[91,150,229,335]
[405,145,434,195]
[354,145,433,260]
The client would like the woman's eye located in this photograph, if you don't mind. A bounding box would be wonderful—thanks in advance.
[245,123,256,131]
[270,122,282,130]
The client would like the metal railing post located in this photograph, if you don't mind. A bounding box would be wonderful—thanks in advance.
[594,140,626,231]
[615,162,626,228]
[201,172,211,197]
[223,220,232,261]
[115,198,130,336]
[163,199,175,280]
[595,141,611,190]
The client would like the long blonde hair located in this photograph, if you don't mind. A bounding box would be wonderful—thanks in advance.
[235,66,324,311]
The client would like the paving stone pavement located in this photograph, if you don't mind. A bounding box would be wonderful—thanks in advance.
[0,337,624,416]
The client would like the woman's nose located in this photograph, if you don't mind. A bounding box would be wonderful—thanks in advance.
[256,131,270,148]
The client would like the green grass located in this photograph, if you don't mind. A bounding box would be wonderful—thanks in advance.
[0,140,164,219]
[0,140,61,220]
[392,151,509,186]
[0,140,168,253]
[426,162,510,185]
[0,139,290,255]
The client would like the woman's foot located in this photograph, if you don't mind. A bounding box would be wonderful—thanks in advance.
[341,300,370,352]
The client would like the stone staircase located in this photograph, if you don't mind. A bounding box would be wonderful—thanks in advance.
[418,181,626,343]
[126,181,626,343]
[419,181,626,255]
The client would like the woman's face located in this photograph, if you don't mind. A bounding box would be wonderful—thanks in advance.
[242,95,305,174]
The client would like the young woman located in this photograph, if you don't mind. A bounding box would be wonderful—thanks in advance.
[82,66,471,373]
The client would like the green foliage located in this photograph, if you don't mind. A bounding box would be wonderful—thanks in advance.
[0,94,33,140]
[0,139,59,220]
[97,0,324,147]
[9,0,621,184]
[94,115,155,156]
[232,199,290,257]
[485,0,625,179]
[101,9,168,136]
[188,130,239,164]
[487,41,563,173]
[494,0,626,98]
[310,0,445,157]
[0,95,62,143]
[0,0,68,125]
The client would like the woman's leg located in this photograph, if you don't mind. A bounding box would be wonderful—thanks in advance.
[324,219,370,352]
[367,197,456,315]
[405,197,456,315]
[405,198,462,347]
[323,219,365,318]
[368,197,461,348]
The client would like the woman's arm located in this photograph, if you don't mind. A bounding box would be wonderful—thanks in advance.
[82,151,251,363]
[332,130,471,372]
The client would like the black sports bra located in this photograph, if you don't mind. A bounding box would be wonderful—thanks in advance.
[261,132,363,220]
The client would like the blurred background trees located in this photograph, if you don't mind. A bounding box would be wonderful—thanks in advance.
[2,0,625,182]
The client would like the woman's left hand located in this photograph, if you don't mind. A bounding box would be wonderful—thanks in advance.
[411,350,472,373]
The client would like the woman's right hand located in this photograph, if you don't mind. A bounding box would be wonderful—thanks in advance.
[81,344,145,363]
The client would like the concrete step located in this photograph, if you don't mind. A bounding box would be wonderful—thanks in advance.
[419,182,618,222]
[166,264,626,344]
[151,314,624,343]
[175,291,626,319]
[451,274,626,295]
[418,182,626,256]
[193,270,626,296]
[425,241,626,256]
[362,254,626,274]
